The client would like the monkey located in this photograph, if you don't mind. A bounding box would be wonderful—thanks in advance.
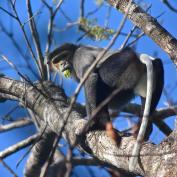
[48,43,165,137]
[47,43,166,168]
[47,43,170,171]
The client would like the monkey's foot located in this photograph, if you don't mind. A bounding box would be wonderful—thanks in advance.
[105,122,121,146]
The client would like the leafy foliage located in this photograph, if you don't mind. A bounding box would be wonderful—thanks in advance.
[79,17,115,41]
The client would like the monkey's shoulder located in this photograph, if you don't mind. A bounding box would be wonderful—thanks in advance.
[72,46,101,78]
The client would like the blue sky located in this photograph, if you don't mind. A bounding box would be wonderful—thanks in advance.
[0,0,177,176]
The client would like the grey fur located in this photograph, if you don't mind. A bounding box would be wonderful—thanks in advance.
[48,43,164,134]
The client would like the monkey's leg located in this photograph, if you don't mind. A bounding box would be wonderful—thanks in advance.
[84,73,122,146]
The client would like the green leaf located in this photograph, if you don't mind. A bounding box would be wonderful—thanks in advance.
[79,17,115,41]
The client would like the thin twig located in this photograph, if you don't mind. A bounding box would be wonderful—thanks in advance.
[86,4,103,18]
[1,55,28,79]
[42,0,64,80]
[120,25,137,50]
[9,0,41,77]
[55,21,79,32]
[127,32,145,47]
[2,105,19,122]
[80,0,85,18]
[60,8,72,22]
[0,21,39,78]
[162,0,177,13]
[0,6,17,19]
[53,0,64,17]
[0,134,39,159]
[0,159,18,177]
[22,10,41,27]
[104,5,112,28]
[26,0,46,80]
[41,0,52,10]
[0,119,33,133]
[124,4,153,48]
[64,133,74,177]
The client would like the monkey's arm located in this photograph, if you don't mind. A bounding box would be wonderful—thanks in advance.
[84,73,98,118]
[84,72,111,130]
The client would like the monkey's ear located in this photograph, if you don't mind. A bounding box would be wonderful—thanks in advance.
[52,51,69,64]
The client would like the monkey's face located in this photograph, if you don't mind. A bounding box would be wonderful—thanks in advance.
[52,59,72,78]
[48,48,75,78]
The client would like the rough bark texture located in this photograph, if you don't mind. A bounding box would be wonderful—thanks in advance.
[107,0,177,66]
[24,128,57,177]
[0,77,177,177]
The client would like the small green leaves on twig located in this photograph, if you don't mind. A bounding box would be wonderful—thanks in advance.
[79,17,115,41]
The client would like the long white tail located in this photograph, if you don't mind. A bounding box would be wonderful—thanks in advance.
[129,54,154,171]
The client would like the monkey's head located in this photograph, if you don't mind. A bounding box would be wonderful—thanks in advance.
[48,43,77,78]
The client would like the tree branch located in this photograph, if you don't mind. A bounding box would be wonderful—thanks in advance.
[122,103,173,136]
[0,118,33,133]
[25,129,57,177]
[106,0,177,66]
[26,0,46,80]
[0,77,177,176]
[0,134,39,159]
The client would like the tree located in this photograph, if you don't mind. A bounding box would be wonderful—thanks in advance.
[0,0,177,177]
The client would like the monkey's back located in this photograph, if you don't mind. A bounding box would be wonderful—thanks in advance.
[98,47,145,89]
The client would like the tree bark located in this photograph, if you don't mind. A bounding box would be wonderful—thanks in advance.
[106,0,177,67]
[0,77,177,176]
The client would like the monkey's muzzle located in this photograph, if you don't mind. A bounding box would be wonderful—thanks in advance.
[61,66,72,78]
